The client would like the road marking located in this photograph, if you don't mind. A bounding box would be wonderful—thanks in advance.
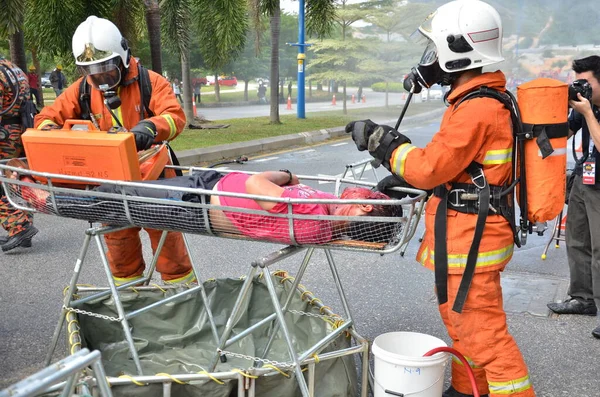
[331,142,348,147]
[254,157,279,163]
[215,166,229,170]
[297,149,316,153]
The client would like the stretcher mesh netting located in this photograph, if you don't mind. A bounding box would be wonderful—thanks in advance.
[0,164,425,252]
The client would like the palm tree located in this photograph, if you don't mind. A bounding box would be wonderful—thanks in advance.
[252,0,336,124]
[0,1,27,70]
[143,0,163,73]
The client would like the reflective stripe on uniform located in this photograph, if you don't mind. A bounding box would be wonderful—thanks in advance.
[452,355,481,368]
[488,374,532,395]
[538,147,567,157]
[482,148,512,165]
[161,114,177,140]
[423,244,513,269]
[112,87,124,127]
[391,143,417,178]
[37,119,57,129]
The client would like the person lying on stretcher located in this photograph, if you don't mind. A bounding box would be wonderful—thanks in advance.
[14,169,402,245]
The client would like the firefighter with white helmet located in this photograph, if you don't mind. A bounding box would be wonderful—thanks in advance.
[35,16,194,286]
[347,1,536,396]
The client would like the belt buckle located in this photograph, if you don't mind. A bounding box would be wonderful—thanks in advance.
[448,189,466,207]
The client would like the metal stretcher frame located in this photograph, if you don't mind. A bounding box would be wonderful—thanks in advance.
[0,161,426,397]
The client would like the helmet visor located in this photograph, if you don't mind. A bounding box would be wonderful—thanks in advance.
[78,57,122,91]
[419,39,438,66]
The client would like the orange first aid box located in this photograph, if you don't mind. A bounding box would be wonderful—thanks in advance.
[22,120,167,185]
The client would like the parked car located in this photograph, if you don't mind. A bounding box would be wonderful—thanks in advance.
[421,86,444,101]
[256,77,270,86]
[192,77,207,86]
[41,73,52,88]
[218,76,238,87]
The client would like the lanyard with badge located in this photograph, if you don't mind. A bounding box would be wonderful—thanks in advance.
[582,129,596,185]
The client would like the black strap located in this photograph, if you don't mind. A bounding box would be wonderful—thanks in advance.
[522,122,569,139]
[434,186,449,305]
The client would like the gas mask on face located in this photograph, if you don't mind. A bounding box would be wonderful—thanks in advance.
[403,39,456,93]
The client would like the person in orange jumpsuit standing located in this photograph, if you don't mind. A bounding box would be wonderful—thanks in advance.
[347,1,535,396]
[34,16,194,286]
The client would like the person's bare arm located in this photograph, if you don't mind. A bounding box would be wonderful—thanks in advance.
[245,171,299,210]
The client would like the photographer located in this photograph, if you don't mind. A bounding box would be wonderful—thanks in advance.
[547,56,600,339]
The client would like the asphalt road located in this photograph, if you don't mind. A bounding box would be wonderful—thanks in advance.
[1,117,599,396]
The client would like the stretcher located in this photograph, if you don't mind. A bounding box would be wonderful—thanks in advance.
[0,159,426,397]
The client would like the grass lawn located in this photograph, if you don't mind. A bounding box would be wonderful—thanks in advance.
[170,101,444,151]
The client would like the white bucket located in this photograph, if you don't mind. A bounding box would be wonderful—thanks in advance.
[372,332,449,397]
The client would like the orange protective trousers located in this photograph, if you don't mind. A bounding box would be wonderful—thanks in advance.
[104,228,192,282]
[439,272,535,397]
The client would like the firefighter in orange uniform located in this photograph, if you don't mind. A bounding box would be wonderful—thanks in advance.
[347,1,535,396]
[34,16,194,285]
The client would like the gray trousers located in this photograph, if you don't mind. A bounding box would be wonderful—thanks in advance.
[566,175,600,310]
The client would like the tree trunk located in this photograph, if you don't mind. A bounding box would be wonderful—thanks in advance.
[144,0,163,74]
[214,74,221,102]
[31,48,44,107]
[342,81,347,115]
[244,80,249,101]
[269,4,281,124]
[181,52,193,125]
[9,30,27,72]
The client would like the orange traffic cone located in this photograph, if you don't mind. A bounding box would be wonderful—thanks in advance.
[287,95,292,110]
[192,99,197,116]
[362,94,366,103]
[351,94,355,104]
[332,94,337,106]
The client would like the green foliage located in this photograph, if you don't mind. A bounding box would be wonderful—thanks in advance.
[306,0,336,38]
[371,82,403,92]
[194,0,248,72]
[308,39,372,84]
[161,0,192,55]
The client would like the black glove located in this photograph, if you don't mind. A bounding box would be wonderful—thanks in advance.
[130,120,157,151]
[346,120,411,171]
[376,174,432,200]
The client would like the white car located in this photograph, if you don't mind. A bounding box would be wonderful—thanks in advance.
[421,86,444,101]
[41,73,52,88]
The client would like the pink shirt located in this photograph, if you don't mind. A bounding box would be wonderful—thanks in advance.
[217,172,337,244]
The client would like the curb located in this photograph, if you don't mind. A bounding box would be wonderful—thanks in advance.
[177,107,445,166]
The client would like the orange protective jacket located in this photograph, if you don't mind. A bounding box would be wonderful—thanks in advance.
[34,57,185,142]
[390,71,514,274]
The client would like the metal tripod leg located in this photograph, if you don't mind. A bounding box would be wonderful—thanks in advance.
[143,230,168,285]
[45,233,92,366]
[262,267,311,397]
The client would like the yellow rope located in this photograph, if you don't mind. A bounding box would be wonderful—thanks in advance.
[196,370,225,385]
[312,354,320,364]
[68,330,80,344]
[150,284,167,293]
[319,305,332,314]
[300,290,312,300]
[272,270,288,278]
[280,276,295,284]
[232,369,259,379]
[309,297,322,305]
[67,319,79,333]
[263,364,290,377]
[130,286,139,294]
[118,375,146,386]
[155,373,187,385]
[70,342,81,355]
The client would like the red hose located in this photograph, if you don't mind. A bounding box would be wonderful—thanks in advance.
[423,347,480,397]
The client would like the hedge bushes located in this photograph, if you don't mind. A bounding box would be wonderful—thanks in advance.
[371,82,404,93]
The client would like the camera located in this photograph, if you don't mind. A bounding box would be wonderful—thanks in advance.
[568,79,592,102]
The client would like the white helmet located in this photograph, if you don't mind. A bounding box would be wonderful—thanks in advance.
[72,16,130,90]
[416,0,504,73]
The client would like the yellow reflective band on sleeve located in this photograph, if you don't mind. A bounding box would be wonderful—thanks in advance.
[112,87,123,127]
[391,143,417,178]
[161,114,177,140]
[38,119,57,129]
[488,374,532,394]
[452,355,481,368]
[482,148,512,165]
[425,244,513,269]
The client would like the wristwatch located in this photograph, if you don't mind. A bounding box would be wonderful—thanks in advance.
[279,169,293,185]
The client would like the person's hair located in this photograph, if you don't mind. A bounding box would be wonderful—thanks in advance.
[572,56,600,83]
[340,187,403,243]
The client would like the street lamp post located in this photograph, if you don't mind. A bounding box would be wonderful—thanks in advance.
[289,0,310,119]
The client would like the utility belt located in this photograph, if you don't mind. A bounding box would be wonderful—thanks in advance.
[432,183,510,217]
[433,162,516,315]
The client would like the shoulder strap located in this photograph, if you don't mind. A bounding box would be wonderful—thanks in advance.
[0,64,21,117]
[138,64,154,118]
[78,78,92,121]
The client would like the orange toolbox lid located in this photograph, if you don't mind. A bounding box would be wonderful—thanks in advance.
[22,119,141,184]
